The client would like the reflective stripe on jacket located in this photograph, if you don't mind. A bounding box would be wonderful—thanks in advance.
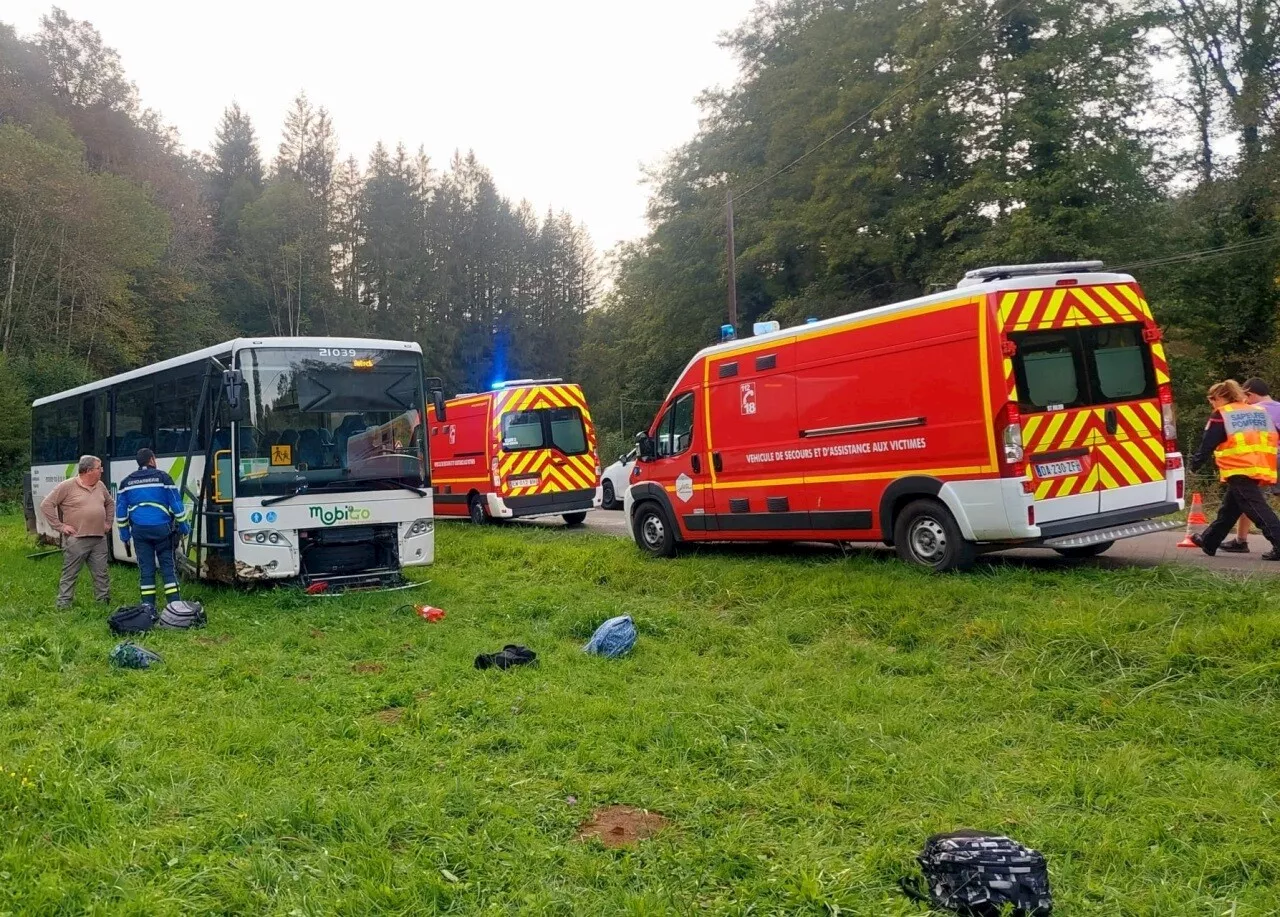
[1215,402,1279,484]
[115,467,187,533]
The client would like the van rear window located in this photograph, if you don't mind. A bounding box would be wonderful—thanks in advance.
[501,407,589,455]
[1011,324,1155,410]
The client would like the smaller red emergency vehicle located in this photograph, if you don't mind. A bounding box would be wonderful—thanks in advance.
[429,379,602,525]
[624,262,1185,570]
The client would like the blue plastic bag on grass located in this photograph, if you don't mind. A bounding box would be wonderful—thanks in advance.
[583,615,636,658]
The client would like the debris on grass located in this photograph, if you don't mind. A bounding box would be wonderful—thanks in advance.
[574,805,669,848]
[372,706,403,724]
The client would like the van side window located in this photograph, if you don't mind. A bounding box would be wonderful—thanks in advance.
[655,393,694,458]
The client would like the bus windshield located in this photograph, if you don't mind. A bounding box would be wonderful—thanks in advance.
[235,347,427,498]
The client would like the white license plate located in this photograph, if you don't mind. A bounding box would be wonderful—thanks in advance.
[508,476,540,489]
[1034,459,1083,478]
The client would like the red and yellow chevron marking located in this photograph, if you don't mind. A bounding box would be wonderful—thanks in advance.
[998,283,1153,334]
[1023,401,1166,500]
[490,384,599,497]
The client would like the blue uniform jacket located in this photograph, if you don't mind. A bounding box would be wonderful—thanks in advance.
[115,467,188,540]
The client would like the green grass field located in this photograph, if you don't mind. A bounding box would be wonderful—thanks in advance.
[3,515,1280,915]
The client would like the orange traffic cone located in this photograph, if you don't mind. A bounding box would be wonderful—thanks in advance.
[1176,516,1199,548]
[1187,492,1208,525]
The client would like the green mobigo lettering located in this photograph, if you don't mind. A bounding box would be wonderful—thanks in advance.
[308,505,373,526]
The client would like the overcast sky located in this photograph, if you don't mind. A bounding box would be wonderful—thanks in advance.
[6,0,759,252]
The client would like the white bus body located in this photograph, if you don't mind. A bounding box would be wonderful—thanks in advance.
[28,337,440,590]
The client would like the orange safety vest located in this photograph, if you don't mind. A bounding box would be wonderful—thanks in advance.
[1215,402,1279,484]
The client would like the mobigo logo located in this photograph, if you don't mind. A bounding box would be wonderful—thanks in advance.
[309,505,373,526]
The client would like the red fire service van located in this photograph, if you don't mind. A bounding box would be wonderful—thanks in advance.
[429,379,602,525]
[624,262,1184,571]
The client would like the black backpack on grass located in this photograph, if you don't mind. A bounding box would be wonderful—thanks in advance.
[108,604,158,635]
[901,830,1052,916]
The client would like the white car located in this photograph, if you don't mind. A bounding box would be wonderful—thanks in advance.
[598,448,637,510]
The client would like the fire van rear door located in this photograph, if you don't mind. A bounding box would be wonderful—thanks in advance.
[1011,322,1163,522]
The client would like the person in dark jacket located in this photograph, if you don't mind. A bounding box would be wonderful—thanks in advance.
[1189,380,1280,560]
[115,448,190,606]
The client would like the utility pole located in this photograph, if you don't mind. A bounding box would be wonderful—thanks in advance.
[725,189,738,332]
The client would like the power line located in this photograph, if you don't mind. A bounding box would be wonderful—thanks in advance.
[733,0,1029,202]
[1112,235,1280,273]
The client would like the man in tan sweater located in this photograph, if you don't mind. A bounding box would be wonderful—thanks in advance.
[40,455,115,609]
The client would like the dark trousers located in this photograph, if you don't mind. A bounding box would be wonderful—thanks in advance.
[1201,477,1280,551]
[133,524,180,606]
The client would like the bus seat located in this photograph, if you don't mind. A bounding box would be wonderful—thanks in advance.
[297,429,324,468]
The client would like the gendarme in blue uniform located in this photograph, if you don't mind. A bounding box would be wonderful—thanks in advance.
[116,462,189,606]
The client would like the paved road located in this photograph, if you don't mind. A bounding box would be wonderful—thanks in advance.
[518,509,1280,576]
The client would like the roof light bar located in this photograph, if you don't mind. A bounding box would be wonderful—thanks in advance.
[956,261,1106,289]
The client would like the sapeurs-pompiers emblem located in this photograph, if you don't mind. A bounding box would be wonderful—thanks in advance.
[309,505,373,526]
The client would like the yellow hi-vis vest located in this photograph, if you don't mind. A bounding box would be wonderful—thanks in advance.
[1216,401,1279,484]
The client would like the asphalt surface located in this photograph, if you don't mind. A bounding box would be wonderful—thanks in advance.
[514,509,1280,576]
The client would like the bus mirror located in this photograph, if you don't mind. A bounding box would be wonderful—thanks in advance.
[635,432,656,462]
[222,369,246,421]
[432,389,447,422]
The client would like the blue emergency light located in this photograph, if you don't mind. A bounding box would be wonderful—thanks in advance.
[720,324,736,342]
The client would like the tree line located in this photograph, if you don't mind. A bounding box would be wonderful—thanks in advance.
[579,0,1280,453]
[3,1,1279,485]
[0,8,596,484]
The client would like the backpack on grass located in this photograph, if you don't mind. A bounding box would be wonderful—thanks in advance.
[108,604,158,635]
[901,830,1052,916]
[159,600,206,629]
[109,641,162,669]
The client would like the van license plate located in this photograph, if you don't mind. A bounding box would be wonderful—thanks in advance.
[1034,459,1083,478]
[509,476,539,489]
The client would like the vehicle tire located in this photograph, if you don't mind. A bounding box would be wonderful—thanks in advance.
[563,512,588,526]
[601,480,617,510]
[892,499,975,572]
[632,501,676,558]
[468,495,487,526]
[1053,540,1114,559]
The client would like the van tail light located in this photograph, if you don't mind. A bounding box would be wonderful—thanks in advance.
[491,456,501,487]
[1002,413,1025,477]
[1176,479,1184,500]
[1159,384,1177,451]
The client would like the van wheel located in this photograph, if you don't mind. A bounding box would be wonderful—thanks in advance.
[893,499,975,572]
[468,495,487,525]
[633,502,676,558]
[1054,541,1113,559]
[601,480,617,509]
[563,512,588,526]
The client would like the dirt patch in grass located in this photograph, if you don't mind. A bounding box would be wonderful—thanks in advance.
[351,661,385,674]
[310,629,325,639]
[372,707,404,724]
[575,805,669,848]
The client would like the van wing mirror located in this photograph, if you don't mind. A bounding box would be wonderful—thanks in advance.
[635,431,656,462]
[222,369,247,422]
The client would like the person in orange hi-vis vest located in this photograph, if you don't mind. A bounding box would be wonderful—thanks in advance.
[1190,380,1280,559]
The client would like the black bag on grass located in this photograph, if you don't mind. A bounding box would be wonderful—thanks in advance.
[108,604,158,635]
[901,830,1052,916]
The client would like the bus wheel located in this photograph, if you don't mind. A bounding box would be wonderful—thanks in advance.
[633,502,676,558]
[468,495,487,525]
[601,480,617,509]
[1053,541,1113,559]
[563,512,588,526]
[893,499,974,572]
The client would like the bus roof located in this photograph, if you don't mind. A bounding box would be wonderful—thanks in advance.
[664,269,1139,403]
[31,336,423,407]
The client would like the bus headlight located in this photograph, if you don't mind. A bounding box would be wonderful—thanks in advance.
[240,530,290,546]
[407,518,434,537]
